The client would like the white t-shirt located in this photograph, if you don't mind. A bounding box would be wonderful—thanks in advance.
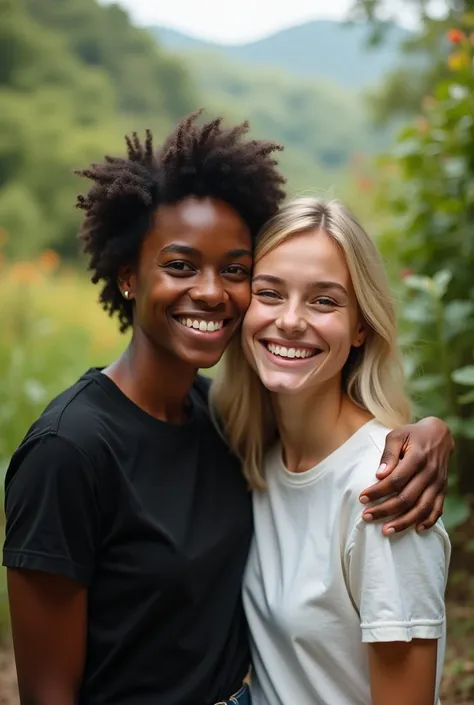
[243,419,451,705]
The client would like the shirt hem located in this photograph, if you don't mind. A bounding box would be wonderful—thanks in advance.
[2,548,92,586]
[361,620,444,642]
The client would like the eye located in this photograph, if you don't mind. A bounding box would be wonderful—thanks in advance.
[163,261,195,273]
[254,289,281,300]
[223,264,250,277]
[312,296,338,308]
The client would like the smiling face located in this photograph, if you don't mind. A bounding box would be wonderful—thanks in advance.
[122,196,252,369]
[242,228,366,395]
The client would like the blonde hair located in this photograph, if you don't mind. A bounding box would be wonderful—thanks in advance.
[211,197,411,490]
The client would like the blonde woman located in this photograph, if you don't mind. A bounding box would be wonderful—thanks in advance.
[212,198,451,705]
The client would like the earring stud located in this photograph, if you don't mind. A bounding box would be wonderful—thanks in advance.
[124,290,129,299]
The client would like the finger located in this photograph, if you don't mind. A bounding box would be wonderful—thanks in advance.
[416,493,444,531]
[359,452,426,504]
[377,428,410,477]
[362,466,431,521]
[381,485,438,535]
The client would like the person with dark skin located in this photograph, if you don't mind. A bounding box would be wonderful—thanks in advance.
[3,111,453,705]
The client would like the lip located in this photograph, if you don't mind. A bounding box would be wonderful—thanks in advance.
[258,339,323,367]
[260,338,322,351]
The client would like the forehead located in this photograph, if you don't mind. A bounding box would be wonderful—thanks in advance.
[150,196,251,252]
[255,229,349,283]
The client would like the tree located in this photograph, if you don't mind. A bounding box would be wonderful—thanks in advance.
[0,0,197,258]
[348,0,474,122]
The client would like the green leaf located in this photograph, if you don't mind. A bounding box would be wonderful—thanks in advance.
[410,374,444,393]
[458,389,474,405]
[452,365,474,386]
[443,300,474,340]
[403,275,433,295]
[443,494,471,531]
[432,270,452,298]
[457,417,474,438]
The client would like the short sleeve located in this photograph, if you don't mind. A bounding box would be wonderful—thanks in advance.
[3,433,100,586]
[346,520,450,643]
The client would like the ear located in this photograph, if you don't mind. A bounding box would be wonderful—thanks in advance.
[117,265,136,302]
[352,320,367,348]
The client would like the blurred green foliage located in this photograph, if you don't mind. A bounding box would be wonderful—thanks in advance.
[376,20,474,523]
[183,51,389,194]
[350,0,474,124]
[0,0,196,259]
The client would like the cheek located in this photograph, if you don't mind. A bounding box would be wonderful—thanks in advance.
[316,313,354,348]
[242,299,273,341]
[230,281,251,315]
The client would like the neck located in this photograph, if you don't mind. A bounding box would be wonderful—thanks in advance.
[273,376,373,473]
[104,330,197,424]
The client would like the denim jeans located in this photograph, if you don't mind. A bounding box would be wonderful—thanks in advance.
[216,682,251,704]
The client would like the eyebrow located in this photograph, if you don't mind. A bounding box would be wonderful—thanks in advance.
[160,244,252,258]
[253,274,348,295]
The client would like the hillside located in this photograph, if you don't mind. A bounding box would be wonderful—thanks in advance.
[181,51,391,196]
[151,20,411,89]
[0,0,196,258]
[1,0,391,260]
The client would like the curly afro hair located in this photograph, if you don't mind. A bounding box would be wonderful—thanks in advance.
[76,110,286,332]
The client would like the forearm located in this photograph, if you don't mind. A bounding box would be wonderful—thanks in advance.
[18,684,77,705]
[369,640,438,705]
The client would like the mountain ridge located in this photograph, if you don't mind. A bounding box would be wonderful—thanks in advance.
[150,20,411,88]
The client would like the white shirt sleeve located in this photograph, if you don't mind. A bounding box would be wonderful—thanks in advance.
[345,520,450,643]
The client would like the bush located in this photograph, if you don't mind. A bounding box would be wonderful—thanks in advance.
[376,18,474,526]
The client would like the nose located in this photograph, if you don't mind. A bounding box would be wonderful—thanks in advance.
[276,301,307,334]
[189,271,229,307]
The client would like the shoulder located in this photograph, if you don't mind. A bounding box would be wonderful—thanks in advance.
[22,369,105,439]
[7,370,115,478]
[340,421,389,500]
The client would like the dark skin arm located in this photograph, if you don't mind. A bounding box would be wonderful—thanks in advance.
[7,569,87,705]
[369,640,438,705]
[360,417,454,536]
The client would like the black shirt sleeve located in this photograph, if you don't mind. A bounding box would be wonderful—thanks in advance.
[3,433,100,586]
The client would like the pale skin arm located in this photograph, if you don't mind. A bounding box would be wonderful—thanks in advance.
[7,569,87,705]
[369,640,438,705]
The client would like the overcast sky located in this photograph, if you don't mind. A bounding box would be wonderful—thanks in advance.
[98,0,434,44]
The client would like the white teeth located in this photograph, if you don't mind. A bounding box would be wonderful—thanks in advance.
[266,342,317,359]
[177,317,224,333]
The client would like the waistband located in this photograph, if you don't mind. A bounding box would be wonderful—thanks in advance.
[214,682,251,704]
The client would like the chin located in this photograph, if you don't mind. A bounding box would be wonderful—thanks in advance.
[181,349,227,370]
[256,371,309,395]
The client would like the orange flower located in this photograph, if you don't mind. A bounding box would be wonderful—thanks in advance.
[38,249,60,273]
[447,28,466,44]
[415,117,429,134]
[401,268,414,280]
[9,261,41,284]
[358,177,374,193]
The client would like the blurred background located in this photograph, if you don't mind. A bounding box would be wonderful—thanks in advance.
[1,0,474,702]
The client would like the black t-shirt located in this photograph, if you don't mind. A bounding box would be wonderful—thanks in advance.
[3,369,253,705]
